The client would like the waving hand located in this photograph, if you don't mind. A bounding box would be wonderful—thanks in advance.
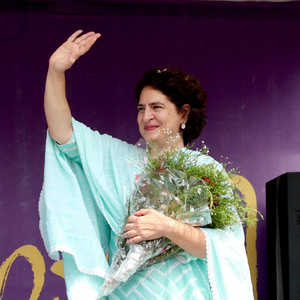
[49,30,101,73]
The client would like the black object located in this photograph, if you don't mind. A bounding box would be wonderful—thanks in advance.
[266,172,300,300]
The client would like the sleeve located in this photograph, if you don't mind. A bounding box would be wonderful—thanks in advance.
[40,129,111,269]
[175,226,253,300]
[40,119,144,300]
[56,133,81,164]
[201,225,254,300]
[176,151,254,299]
[71,118,145,233]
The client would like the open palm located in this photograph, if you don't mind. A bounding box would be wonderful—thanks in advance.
[49,30,101,72]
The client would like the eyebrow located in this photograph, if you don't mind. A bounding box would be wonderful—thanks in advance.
[137,101,165,108]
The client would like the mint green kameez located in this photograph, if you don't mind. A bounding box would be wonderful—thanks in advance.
[40,119,254,300]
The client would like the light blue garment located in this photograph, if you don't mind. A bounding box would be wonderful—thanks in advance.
[40,119,254,300]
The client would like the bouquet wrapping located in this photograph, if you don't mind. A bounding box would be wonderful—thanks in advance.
[101,167,212,296]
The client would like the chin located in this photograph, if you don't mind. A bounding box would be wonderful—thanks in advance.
[144,137,158,145]
[141,132,158,143]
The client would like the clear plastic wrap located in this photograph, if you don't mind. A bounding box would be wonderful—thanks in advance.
[100,168,212,296]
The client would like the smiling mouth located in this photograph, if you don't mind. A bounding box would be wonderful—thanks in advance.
[144,125,159,131]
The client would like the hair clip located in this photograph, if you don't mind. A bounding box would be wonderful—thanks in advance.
[185,75,189,80]
[156,68,167,74]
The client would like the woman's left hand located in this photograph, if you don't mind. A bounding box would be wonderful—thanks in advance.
[122,208,207,259]
[122,209,173,244]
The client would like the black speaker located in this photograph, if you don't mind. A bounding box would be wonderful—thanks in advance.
[266,172,300,300]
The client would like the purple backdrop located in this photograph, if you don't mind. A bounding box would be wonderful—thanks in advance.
[1,1,300,299]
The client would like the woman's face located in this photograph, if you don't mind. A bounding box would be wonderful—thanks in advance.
[137,86,184,152]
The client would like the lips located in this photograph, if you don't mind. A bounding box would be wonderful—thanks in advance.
[144,125,159,131]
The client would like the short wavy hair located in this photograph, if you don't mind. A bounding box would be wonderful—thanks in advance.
[135,68,207,146]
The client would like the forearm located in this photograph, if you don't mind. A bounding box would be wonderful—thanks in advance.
[164,218,207,259]
[44,67,73,144]
[125,209,207,259]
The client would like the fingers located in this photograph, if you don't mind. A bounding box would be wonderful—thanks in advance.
[75,32,100,46]
[67,30,84,42]
[122,210,161,243]
[122,218,142,241]
[49,30,100,73]
[67,30,101,45]
[62,30,101,65]
[123,222,135,233]
[121,226,142,244]
[66,30,101,56]
[122,209,166,244]
[127,215,138,223]
[77,33,101,57]
[122,229,136,239]
[122,228,144,244]
[134,209,150,216]
[121,224,139,243]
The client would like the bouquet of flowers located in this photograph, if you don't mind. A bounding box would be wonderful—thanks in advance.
[100,144,258,296]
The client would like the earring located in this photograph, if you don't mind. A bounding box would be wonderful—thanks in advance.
[181,123,186,130]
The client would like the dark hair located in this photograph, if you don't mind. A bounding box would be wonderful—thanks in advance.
[135,68,207,146]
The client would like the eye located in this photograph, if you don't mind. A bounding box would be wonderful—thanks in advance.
[153,105,162,110]
[137,106,144,112]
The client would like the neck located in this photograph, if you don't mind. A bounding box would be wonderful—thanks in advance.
[148,140,185,158]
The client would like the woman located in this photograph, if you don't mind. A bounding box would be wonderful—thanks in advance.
[41,30,254,299]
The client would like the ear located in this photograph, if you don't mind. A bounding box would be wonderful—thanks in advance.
[181,104,191,123]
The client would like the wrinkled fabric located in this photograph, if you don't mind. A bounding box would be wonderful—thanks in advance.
[40,119,254,300]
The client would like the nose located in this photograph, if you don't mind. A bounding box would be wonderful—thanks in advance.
[142,107,154,123]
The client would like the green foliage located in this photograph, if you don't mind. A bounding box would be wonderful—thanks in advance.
[145,145,260,230]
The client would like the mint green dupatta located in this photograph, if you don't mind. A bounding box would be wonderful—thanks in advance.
[40,119,143,299]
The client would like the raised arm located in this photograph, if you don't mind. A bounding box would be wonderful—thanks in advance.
[44,30,101,144]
